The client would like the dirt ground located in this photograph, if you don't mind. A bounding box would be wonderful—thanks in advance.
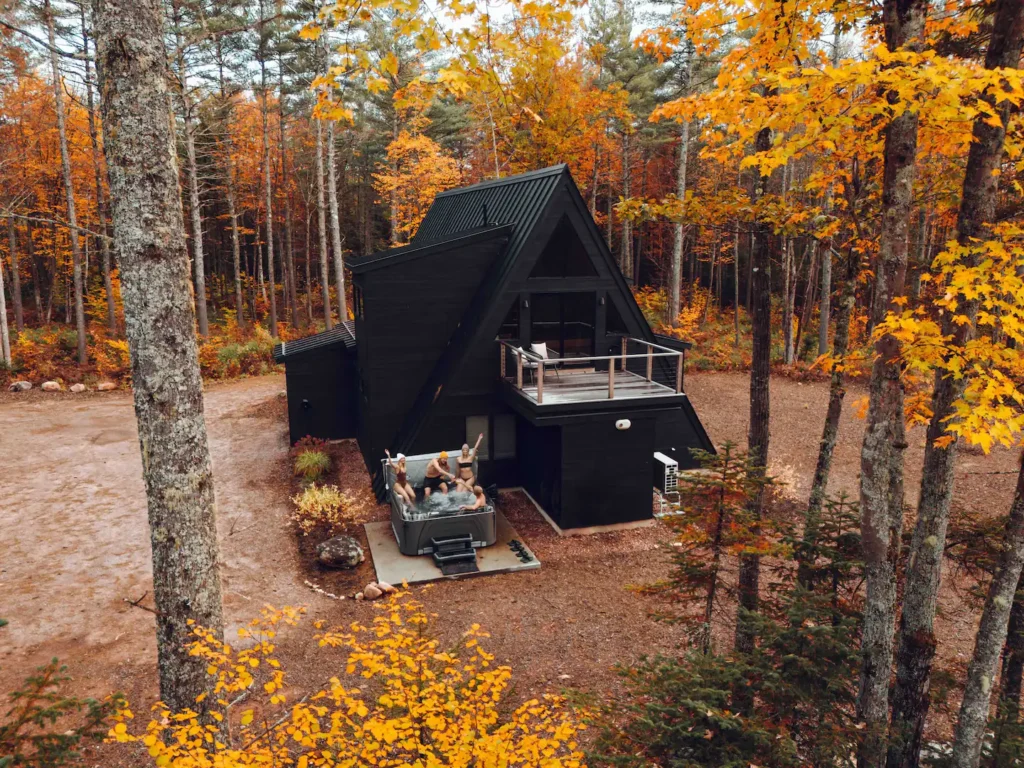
[1,371,1020,754]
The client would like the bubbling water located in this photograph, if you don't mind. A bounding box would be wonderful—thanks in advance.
[402,490,480,521]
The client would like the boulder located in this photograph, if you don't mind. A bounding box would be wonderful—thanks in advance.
[316,535,364,570]
[8,381,31,392]
[96,382,117,392]
[70,383,87,393]
[41,381,62,392]
[363,583,383,600]
[377,582,397,594]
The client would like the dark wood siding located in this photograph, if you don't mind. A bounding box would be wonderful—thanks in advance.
[283,348,358,444]
[654,403,714,470]
[558,416,656,528]
[354,235,507,481]
[518,419,561,518]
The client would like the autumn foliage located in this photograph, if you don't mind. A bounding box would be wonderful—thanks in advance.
[110,591,589,768]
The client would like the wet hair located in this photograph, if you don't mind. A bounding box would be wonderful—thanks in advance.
[473,485,483,495]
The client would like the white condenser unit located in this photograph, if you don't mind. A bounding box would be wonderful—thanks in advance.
[653,451,679,493]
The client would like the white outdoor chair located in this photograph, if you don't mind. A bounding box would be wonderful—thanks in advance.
[529,342,562,382]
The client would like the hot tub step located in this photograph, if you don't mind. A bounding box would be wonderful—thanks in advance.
[430,534,479,575]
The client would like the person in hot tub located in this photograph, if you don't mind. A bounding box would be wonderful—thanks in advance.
[454,433,484,491]
[423,451,457,496]
[384,449,416,507]
[459,485,488,512]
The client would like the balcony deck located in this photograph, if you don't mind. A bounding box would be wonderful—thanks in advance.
[513,369,680,405]
[498,337,687,410]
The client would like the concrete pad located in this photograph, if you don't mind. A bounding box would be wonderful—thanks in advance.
[365,511,540,585]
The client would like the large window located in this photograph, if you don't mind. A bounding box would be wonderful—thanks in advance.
[530,292,596,358]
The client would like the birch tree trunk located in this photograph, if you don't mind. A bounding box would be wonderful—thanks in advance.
[81,2,115,336]
[736,123,774,657]
[8,219,23,333]
[327,117,347,321]
[172,6,209,337]
[887,6,1024,766]
[857,2,927,764]
[258,0,278,336]
[94,0,224,713]
[0,234,10,364]
[950,458,1024,768]
[276,49,300,329]
[45,0,87,365]
[670,120,689,324]
[619,131,633,279]
[315,117,333,330]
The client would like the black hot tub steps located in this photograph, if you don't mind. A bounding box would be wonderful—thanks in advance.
[431,535,479,575]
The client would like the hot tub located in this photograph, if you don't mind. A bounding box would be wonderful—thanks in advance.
[382,450,497,556]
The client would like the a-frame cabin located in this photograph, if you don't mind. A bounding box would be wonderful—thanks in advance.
[274,164,713,531]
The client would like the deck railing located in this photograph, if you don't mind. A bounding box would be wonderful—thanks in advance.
[498,337,684,404]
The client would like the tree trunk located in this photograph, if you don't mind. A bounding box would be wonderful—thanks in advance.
[994,572,1024,764]
[94,0,224,713]
[80,3,115,336]
[216,45,245,328]
[0,231,10,364]
[734,222,741,346]
[887,5,1024,766]
[799,244,859,588]
[796,242,818,360]
[951,457,1024,768]
[8,219,23,333]
[315,117,333,330]
[818,244,833,356]
[670,120,689,324]
[858,3,927,765]
[737,123,773,657]
[304,210,313,322]
[619,131,632,278]
[28,220,41,319]
[327,117,347,321]
[178,57,208,335]
[45,0,87,365]
[258,1,277,337]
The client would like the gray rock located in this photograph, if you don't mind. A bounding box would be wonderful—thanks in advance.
[96,382,117,391]
[70,383,87,393]
[316,535,364,570]
[41,381,62,392]
[8,381,32,392]
[363,583,383,600]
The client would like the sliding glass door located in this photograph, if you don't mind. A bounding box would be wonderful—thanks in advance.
[529,292,595,358]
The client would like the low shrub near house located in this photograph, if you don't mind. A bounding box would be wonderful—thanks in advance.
[291,483,355,535]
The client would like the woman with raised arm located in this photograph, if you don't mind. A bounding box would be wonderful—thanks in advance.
[455,433,484,491]
[384,449,415,507]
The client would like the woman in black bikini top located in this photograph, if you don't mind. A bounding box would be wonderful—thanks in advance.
[455,433,484,491]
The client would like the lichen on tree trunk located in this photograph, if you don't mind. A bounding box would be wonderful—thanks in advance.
[94,0,224,714]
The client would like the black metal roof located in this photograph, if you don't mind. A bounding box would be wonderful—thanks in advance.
[413,164,566,266]
[272,320,356,362]
[348,224,513,274]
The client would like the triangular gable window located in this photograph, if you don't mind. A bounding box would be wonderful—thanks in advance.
[529,215,598,278]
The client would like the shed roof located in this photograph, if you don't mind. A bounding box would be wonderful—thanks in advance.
[272,320,356,362]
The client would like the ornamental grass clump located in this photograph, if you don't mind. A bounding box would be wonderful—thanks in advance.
[291,483,354,535]
[109,592,589,768]
[293,450,330,482]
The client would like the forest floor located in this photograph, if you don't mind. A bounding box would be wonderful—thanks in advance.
[0,371,1020,761]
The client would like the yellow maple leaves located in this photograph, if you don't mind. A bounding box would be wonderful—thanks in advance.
[110,590,589,768]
